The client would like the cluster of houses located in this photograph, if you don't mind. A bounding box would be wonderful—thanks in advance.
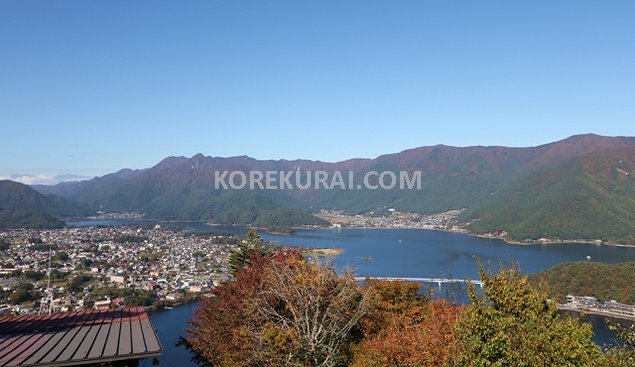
[317,209,465,230]
[564,295,635,318]
[0,225,239,314]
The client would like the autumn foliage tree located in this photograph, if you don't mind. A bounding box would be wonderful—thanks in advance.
[257,256,370,367]
[603,321,635,366]
[188,252,621,367]
[187,251,369,367]
[187,252,278,367]
[351,280,462,367]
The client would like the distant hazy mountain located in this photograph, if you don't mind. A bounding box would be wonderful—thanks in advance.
[33,134,635,241]
[0,180,94,229]
[0,173,92,185]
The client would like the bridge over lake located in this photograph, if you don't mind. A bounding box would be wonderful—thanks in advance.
[354,276,484,287]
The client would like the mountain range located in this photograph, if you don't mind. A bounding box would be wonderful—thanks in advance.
[0,173,93,186]
[3,133,635,244]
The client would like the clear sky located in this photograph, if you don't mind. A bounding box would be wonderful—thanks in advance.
[1,1,634,178]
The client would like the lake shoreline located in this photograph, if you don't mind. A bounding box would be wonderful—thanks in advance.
[70,218,635,250]
[310,224,635,249]
[558,304,635,321]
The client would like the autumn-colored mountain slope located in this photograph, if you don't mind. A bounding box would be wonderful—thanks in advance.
[464,147,635,243]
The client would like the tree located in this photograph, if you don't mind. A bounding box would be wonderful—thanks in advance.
[9,285,35,305]
[188,252,291,367]
[22,270,44,281]
[69,274,92,292]
[81,258,93,268]
[228,228,273,276]
[258,257,370,367]
[452,262,603,367]
[54,251,69,262]
[187,252,370,367]
[603,322,635,366]
[351,280,461,367]
[358,279,429,336]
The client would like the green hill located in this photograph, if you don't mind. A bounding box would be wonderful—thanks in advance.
[0,180,92,229]
[463,148,635,244]
[531,261,635,304]
[0,180,93,217]
[0,209,64,229]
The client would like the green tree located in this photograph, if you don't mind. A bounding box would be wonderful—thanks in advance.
[604,322,635,366]
[68,274,92,292]
[453,262,602,367]
[228,228,273,276]
[9,285,35,305]
[22,270,44,281]
[81,258,93,268]
[54,251,69,262]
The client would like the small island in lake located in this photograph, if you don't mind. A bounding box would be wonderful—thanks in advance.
[291,246,344,257]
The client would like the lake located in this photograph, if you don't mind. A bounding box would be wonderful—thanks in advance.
[70,220,635,365]
[70,220,635,280]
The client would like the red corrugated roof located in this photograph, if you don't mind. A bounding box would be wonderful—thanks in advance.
[0,306,161,366]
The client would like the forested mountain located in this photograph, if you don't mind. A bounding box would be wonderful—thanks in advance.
[463,147,635,243]
[32,134,635,240]
[0,180,93,229]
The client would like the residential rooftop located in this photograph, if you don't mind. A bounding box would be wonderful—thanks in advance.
[0,306,161,367]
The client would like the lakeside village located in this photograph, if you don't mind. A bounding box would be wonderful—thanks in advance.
[0,225,237,315]
[1,218,635,321]
[316,208,467,231]
[560,295,635,320]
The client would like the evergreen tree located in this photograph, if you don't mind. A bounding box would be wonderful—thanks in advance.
[228,228,273,276]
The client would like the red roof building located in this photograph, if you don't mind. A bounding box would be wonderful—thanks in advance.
[0,306,162,366]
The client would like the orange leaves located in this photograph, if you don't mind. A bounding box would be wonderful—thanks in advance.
[187,261,608,366]
[353,300,462,367]
[353,280,462,367]
[188,252,369,367]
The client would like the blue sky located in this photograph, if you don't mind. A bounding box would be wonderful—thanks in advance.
[1,1,634,178]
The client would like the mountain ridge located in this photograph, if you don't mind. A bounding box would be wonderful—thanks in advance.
[30,134,635,242]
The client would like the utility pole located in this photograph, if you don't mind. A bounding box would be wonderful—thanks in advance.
[38,242,53,315]
[47,243,53,314]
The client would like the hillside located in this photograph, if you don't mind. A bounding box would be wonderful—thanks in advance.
[0,180,93,217]
[0,210,64,229]
[464,148,635,244]
[0,180,92,229]
[32,134,635,232]
[35,161,327,227]
[531,261,635,304]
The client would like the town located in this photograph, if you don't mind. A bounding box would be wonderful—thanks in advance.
[560,295,635,320]
[0,225,238,315]
[316,208,465,231]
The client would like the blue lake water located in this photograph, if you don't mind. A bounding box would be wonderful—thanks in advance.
[139,301,200,367]
[70,220,635,279]
[69,220,635,365]
[262,228,635,279]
